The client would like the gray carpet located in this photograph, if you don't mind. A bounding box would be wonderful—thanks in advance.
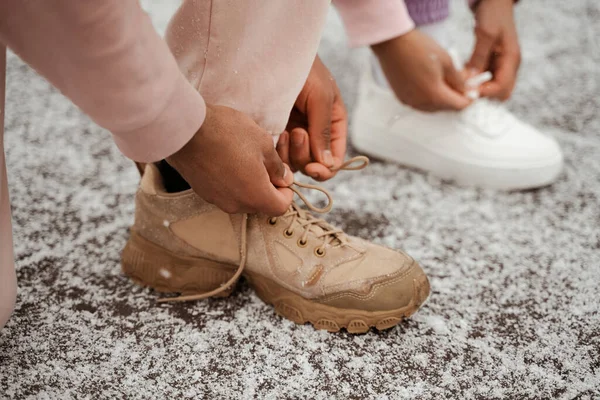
[1,1,599,399]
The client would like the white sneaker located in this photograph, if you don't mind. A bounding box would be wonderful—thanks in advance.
[351,64,564,190]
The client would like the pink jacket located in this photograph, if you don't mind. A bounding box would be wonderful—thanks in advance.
[0,0,413,162]
[336,0,415,47]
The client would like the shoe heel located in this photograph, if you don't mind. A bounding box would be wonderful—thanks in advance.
[121,231,238,298]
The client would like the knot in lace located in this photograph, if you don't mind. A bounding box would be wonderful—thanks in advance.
[462,99,513,137]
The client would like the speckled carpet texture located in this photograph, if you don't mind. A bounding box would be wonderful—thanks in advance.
[1,1,599,399]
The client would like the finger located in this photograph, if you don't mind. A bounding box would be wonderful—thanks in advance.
[433,84,472,111]
[290,128,312,173]
[258,186,294,216]
[304,162,333,182]
[275,187,295,210]
[307,92,334,168]
[285,107,305,134]
[263,145,292,188]
[467,26,496,72]
[308,96,348,181]
[245,159,294,215]
[246,167,294,216]
[276,131,291,169]
[282,163,293,186]
[480,50,520,100]
[329,88,348,169]
[443,59,468,94]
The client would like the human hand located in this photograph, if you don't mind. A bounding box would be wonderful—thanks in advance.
[167,104,294,216]
[467,0,520,100]
[371,29,471,112]
[276,56,348,182]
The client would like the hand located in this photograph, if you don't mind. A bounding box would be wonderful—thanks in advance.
[468,0,520,100]
[167,104,294,216]
[371,29,471,112]
[276,56,348,182]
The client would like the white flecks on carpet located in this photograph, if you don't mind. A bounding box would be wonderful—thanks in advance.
[1,1,599,399]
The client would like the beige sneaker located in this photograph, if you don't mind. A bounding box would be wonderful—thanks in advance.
[122,158,430,333]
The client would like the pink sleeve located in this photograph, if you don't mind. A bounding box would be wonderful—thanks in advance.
[0,0,205,162]
[333,0,415,47]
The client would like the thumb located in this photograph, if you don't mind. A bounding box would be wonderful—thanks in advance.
[263,145,293,188]
[434,84,472,111]
[467,28,496,72]
[443,59,467,94]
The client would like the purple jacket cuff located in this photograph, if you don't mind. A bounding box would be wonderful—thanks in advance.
[405,0,450,26]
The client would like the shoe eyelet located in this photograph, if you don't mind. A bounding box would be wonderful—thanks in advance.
[297,238,308,248]
[314,247,325,257]
[283,229,294,238]
[268,217,277,226]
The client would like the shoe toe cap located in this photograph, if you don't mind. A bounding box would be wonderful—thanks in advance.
[449,121,564,167]
[318,256,430,313]
[507,124,563,164]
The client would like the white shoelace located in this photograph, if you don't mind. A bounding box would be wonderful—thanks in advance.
[461,99,515,138]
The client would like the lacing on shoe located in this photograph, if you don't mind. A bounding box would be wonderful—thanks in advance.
[158,156,369,303]
[462,99,514,137]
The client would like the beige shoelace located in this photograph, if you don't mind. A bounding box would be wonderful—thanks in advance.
[159,156,369,303]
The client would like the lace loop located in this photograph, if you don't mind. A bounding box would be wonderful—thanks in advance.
[332,155,369,171]
[158,214,248,303]
[290,181,333,213]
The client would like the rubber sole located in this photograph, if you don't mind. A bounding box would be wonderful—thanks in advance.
[246,270,428,333]
[351,120,563,191]
[121,232,428,333]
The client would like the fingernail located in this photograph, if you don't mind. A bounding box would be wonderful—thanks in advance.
[292,132,304,146]
[322,150,334,167]
[283,167,287,179]
[311,172,320,180]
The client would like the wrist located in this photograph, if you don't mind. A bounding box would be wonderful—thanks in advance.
[472,0,516,11]
[166,105,210,170]
[371,29,414,57]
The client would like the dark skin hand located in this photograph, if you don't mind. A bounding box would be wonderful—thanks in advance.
[167,104,294,216]
[276,55,348,182]
[468,0,521,100]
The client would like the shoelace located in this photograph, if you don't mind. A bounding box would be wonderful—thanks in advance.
[447,49,511,138]
[462,98,514,138]
[158,155,369,303]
